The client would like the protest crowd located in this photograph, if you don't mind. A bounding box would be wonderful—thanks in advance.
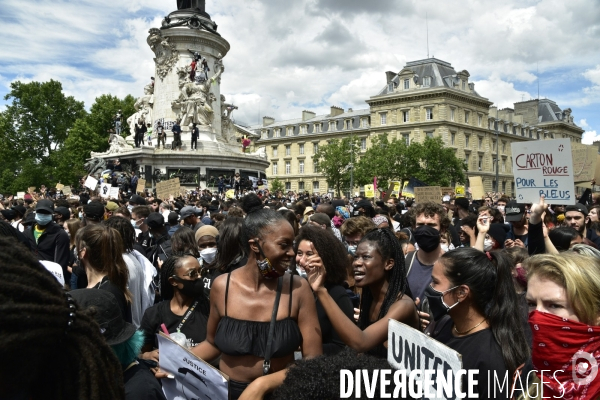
[2,166,600,400]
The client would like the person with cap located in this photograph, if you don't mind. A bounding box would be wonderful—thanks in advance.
[1,208,16,224]
[180,205,204,232]
[565,203,588,238]
[145,212,173,268]
[25,199,70,273]
[82,201,106,225]
[132,205,152,253]
[504,201,528,249]
[54,206,71,225]
[11,204,27,232]
[70,289,167,400]
[308,213,332,231]
[128,194,147,211]
[352,199,375,218]
[105,201,119,219]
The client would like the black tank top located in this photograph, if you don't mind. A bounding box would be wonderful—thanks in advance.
[214,274,302,358]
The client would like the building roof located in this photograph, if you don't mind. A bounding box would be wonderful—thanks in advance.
[248,108,370,130]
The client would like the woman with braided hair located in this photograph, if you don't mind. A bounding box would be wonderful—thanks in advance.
[306,227,419,357]
[0,236,125,400]
[140,254,209,364]
[75,224,132,323]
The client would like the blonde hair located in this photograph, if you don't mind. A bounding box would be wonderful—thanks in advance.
[524,253,600,325]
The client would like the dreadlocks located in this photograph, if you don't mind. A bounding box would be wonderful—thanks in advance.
[358,228,412,330]
[0,236,125,400]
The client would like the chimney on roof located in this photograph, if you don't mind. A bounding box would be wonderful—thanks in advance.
[330,106,344,117]
[348,108,353,112]
[385,71,396,84]
[302,110,316,121]
[263,116,275,127]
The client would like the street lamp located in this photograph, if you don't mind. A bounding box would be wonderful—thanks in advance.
[495,108,500,192]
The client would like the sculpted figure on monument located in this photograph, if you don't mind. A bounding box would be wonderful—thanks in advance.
[220,94,238,142]
[127,84,154,140]
[147,28,179,79]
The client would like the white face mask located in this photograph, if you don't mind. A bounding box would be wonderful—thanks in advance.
[440,244,449,252]
[497,205,505,213]
[199,247,217,264]
[484,238,494,252]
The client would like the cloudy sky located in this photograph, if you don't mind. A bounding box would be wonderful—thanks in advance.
[2,0,600,142]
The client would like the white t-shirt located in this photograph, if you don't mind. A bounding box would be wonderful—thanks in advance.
[40,260,65,286]
[11,219,24,232]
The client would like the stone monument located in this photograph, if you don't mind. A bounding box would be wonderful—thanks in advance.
[91,1,268,191]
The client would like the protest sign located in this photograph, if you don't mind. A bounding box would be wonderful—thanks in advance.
[156,178,180,200]
[84,176,98,191]
[100,183,111,198]
[388,319,462,400]
[226,189,235,199]
[440,187,454,195]
[56,183,64,191]
[17,192,25,200]
[364,184,375,198]
[455,185,465,198]
[468,177,484,200]
[28,186,36,194]
[414,186,442,204]
[136,178,146,194]
[571,143,597,183]
[157,333,228,400]
[62,186,72,195]
[109,187,119,200]
[511,139,575,205]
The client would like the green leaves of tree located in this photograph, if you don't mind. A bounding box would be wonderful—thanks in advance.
[313,135,360,197]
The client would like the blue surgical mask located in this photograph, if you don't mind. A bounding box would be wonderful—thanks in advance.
[35,213,53,226]
[347,244,357,256]
[78,212,83,219]
[131,220,138,229]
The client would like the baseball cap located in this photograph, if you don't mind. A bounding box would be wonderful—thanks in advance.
[105,201,119,212]
[35,199,55,214]
[180,206,198,220]
[1,209,16,220]
[488,224,509,246]
[167,211,179,225]
[129,194,146,206]
[145,212,165,229]
[70,289,136,346]
[504,201,525,222]
[55,206,71,221]
[83,201,105,221]
[11,205,27,217]
[565,203,588,217]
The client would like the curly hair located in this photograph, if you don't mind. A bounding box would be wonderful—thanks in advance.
[340,216,376,238]
[271,348,394,400]
[0,237,125,399]
[294,225,349,285]
[410,201,451,232]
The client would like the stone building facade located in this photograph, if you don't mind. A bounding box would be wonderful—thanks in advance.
[251,57,585,196]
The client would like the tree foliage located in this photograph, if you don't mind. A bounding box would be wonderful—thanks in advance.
[270,177,285,193]
[354,135,466,189]
[314,135,360,197]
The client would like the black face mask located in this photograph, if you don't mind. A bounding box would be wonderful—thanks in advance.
[424,284,459,321]
[414,225,441,253]
[173,277,204,299]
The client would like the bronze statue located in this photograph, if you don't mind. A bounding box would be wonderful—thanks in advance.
[177,0,205,11]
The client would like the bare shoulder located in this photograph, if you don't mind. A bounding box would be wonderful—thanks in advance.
[209,272,229,299]
[387,294,417,320]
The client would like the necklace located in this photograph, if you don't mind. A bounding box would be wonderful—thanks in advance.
[453,319,487,335]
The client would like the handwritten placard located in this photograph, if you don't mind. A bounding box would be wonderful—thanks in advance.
[571,143,597,183]
[136,178,146,194]
[156,178,180,200]
[56,183,64,191]
[414,186,442,204]
[109,187,120,200]
[84,176,98,191]
[468,177,484,200]
[440,187,454,195]
[62,186,72,195]
[16,192,25,200]
[511,139,575,205]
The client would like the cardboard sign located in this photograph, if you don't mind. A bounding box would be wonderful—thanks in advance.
[511,139,575,205]
[109,187,120,200]
[17,192,25,200]
[468,177,484,200]
[455,185,465,198]
[100,183,111,198]
[84,176,98,191]
[157,333,229,400]
[28,186,36,194]
[56,183,64,190]
[388,319,463,400]
[571,143,597,183]
[440,187,454,195]
[62,186,72,195]
[364,184,375,198]
[136,178,146,194]
[414,186,442,204]
[226,189,235,199]
[156,178,180,200]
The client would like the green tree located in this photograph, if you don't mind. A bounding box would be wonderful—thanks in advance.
[354,134,422,188]
[0,80,86,193]
[415,137,467,186]
[314,135,360,197]
[270,177,285,193]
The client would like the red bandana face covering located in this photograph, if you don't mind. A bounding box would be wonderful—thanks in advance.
[529,311,600,400]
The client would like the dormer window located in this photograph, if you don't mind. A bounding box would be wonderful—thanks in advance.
[329,121,336,131]
[388,82,394,93]
[423,76,431,87]
[462,81,466,90]
[404,79,410,90]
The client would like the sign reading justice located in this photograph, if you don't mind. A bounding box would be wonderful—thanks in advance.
[511,139,575,205]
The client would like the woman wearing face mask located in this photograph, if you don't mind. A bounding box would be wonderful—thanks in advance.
[521,252,600,400]
[295,225,353,355]
[475,215,507,251]
[195,225,219,267]
[427,248,529,399]
[140,254,209,364]
[306,228,419,358]
[189,193,322,400]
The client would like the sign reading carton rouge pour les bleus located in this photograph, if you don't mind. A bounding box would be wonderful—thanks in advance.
[511,139,575,205]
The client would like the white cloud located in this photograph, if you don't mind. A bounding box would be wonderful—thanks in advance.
[472,78,532,108]
[580,119,590,129]
[582,130,600,144]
